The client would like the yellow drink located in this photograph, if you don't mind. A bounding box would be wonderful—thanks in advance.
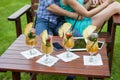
[41,35,53,54]
[63,31,74,49]
[86,40,98,54]
[41,42,53,54]
[63,37,74,49]
[26,36,37,47]
[62,31,74,58]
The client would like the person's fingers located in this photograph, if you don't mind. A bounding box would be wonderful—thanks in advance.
[92,0,99,6]
[95,0,99,4]
[78,16,84,20]
[92,0,96,5]
[99,0,104,4]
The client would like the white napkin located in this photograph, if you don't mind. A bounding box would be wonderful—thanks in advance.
[56,52,80,62]
[36,55,59,67]
[20,48,42,59]
[83,53,103,66]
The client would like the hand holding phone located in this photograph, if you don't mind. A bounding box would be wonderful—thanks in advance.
[53,42,64,51]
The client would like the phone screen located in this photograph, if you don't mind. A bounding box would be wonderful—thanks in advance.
[53,42,64,50]
[98,41,104,49]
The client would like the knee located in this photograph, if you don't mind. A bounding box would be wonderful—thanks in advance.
[111,2,120,9]
[108,2,120,12]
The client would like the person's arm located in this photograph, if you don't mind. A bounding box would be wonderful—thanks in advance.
[84,0,105,10]
[47,4,83,20]
[65,0,114,17]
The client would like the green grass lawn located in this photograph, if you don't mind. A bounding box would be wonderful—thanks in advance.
[0,0,120,80]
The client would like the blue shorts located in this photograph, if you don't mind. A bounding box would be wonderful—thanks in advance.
[35,18,62,35]
[73,30,82,37]
[35,18,82,37]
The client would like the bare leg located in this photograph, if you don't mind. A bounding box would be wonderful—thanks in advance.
[92,2,120,30]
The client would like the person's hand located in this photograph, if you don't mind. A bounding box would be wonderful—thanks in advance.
[78,16,84,20]
[72,13,84,20]
[91,0,105,6]
[92,0,99,6]
[98,0,105,4]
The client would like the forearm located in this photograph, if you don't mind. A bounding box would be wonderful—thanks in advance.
[47,4,78,19]
[68,0,110,17]
[87,1,109,17]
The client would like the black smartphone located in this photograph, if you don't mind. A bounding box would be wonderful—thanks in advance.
[98,41,104,49]
[53,42,64,51]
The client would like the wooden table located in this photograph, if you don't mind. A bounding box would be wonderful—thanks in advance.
[0,34,110,80]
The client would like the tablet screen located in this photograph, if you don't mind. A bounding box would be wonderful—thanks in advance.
[70,37,86,51]
[72,38,86,49]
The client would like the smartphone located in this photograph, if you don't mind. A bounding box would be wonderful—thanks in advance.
[98,41,104,49]
[53,42,64,51]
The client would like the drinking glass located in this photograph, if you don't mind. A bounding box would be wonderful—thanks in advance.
[63,30,74,58]
[40,33,53,64]
[86,33,98,62]
[25,32,37,55]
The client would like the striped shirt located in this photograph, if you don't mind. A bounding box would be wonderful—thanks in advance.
[37,0,60,24]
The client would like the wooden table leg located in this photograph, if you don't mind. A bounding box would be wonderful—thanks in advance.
[107,16,117,72]
[12,72,20,80]
[30,73,37,80]
[86,77,93,80]
[109,23,116,72]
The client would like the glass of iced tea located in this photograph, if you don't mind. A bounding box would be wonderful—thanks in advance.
[41,32,53,64]
[63,30,74,58]
[26,31,37,55]
[86,33,98,62]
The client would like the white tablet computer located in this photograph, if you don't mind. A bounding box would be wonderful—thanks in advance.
[70,37,104,51]
[70,37,87,51]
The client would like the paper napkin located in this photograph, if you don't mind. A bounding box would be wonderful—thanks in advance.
[56,52,80,62]
[20,48,42,59]
[36,55,59,67]
[83,53,103,66]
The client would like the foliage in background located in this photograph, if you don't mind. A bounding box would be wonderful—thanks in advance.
[0,0,120,80]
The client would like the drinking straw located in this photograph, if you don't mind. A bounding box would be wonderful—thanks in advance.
[89,24,103,50]
[98,22,105,34]
[71,15,79,31]
[48,17,50,34]
[32,14,37,28]
[87,21,104,50]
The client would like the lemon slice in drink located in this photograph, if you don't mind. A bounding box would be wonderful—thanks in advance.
[41,30,48,45]
[82,25,96,39]
[24,22,33,36]
[58,22,72,37]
